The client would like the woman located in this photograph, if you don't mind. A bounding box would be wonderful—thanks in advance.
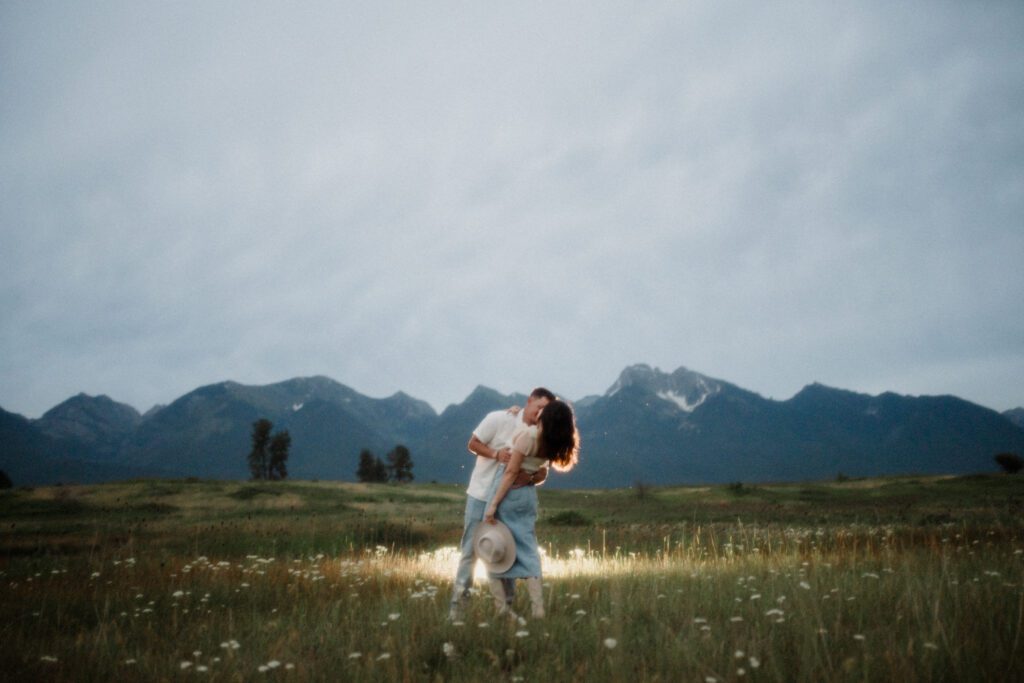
[482,398,579,618]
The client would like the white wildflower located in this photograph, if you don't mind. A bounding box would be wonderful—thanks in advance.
[181,661,192,670]
[376,653,391,661]
[348,653,362,659]
[604,638,618,649]
[443,642,456,659]
[515,630,530,638]
[267,660,280,669]
[749,656,760,669]
[388,613,401,621]
[799,581,811,590]
[923,642,939,651]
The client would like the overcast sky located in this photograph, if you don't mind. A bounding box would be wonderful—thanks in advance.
[2,1,1022,418]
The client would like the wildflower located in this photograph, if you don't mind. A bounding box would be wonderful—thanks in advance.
[750,594,762,601]
[267,661,281,669]
[693,617,707,624]
[197,665,209,672]
[923,642,939,651]
[388,613,401,621]
[181,661,193,670]
[125,659,137,665]
[40,656,58,663]
[376,653,391,661]
[730,616,744,623]
[604,638,618,649]
[706,677,717,682]
[748,656,760,669]
[515,630,530,638]
[734,650,745,658]
[575,609,587,616]
[443,642,456,659]
[478,622,490,628]
[737,668,746,677]
[764,608,784,617]
[799,581,811,590]
[258,665,268,672]
[854,634,866,641]
[285,664,295,670]
[193,650,202,658]
[348,653,362,659]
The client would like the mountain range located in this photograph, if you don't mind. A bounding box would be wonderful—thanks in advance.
[2,364,1023,487]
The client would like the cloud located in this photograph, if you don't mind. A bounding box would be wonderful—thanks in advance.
[2,1,1022,417]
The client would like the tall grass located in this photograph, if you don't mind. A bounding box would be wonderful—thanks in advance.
[1,477,1021,681]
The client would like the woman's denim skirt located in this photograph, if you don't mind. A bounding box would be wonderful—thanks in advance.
[484,465,542,579]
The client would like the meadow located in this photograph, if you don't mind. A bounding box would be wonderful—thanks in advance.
[1,474,1022,682]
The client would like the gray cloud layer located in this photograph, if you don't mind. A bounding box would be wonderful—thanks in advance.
[2,1,1022,417]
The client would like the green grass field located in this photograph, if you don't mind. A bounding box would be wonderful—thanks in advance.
[1,474,1022,681]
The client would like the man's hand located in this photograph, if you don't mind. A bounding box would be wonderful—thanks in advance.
[495,448,511,464]
[506,405,522,416]
[484,505,497,524]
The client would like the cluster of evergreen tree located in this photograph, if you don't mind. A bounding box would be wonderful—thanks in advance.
[357,445,414,483]
[247,418,291,480]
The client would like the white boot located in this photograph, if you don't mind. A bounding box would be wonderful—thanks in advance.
[526,577,545,619]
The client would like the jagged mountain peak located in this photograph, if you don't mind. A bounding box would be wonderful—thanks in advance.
[33,392,141,454]
[42,392,140,417]
[607,364,723,413]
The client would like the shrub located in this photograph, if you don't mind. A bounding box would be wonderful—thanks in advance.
[547,510,591,526]
[995,452,1023,474]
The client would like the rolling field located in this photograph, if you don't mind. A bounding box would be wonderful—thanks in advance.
[1,474,1022,681]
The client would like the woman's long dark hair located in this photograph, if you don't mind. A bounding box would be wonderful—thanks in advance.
[536,399,579,472]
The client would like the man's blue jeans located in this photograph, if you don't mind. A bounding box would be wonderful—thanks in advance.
[451,495,514,605]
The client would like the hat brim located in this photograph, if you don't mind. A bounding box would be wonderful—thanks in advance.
[472,519,516,574]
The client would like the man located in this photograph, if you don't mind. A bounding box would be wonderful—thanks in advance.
[448,387,555,621]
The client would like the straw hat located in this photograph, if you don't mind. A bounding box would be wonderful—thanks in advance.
[473,520,516,573]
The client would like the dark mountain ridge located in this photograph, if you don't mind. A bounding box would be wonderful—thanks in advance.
[1,365,1022,487]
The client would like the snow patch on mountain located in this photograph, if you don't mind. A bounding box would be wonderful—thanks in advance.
[292,403,304,412]
[657,390,707,412]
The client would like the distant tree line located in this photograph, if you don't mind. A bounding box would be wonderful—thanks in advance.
[248,418,291,481]
[357,445,414,483]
